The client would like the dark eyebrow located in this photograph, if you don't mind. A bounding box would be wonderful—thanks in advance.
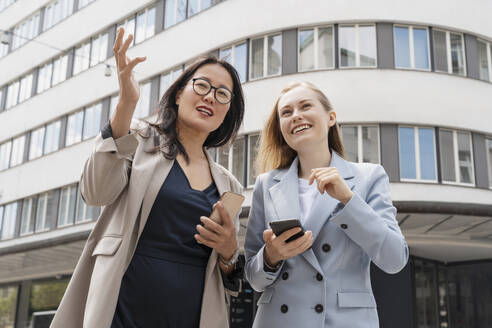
[194,76,232,91]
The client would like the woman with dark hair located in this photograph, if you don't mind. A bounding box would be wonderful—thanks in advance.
[244,81,408,328]
[51,27,245,328]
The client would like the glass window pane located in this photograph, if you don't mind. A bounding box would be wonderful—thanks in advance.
[134,82,151,118]
[394,26,410,68]
[29,127,45,160]
[98,33,108,63]
[0,285,18,328]
[341,126,358,162]
[146,7,156,39]
[2,203,18,240]
[19,73,33,102]
[0,141,12,170]
[35,194,47,232]
[6,81,19,108]
[218,146,229,169]
[450,33,465,75]
[248,134,260,186]
[135,11,146,44]
[83,103,102,140]
[299,29,315,71]
[164,0,175,28]
[21,198,35,235]
[487,139,492,187]
[440,130,456,182]
[176,0,186,23]
[399,127,417,179]
[10,135,25,167]
[90,36,100,67]
[413,28,429,69]
[44,120,61,154]
[232,137,244,183]
[340,26,356,67]
[457,132,473,184]
[66,111,84,146]
[478,41,490,81]
[188,0,199,16]
[220,47,232,64]
[29,278,69,322]
[234,42,247,83]
[433,30,448,72]
[267,34,281,76]
[362,126,379,164]
[318,27,334,69]
[250,38,264,79]
[359,25,376,67]
[418,128,436,180]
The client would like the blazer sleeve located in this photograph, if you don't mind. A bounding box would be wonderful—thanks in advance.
[79,122,139,207]
[330,164,409,274]
[244,175,285,292]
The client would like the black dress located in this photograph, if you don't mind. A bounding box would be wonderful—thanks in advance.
[111,160,220,328]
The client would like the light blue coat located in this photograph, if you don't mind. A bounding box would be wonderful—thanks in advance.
[244,152,409,328]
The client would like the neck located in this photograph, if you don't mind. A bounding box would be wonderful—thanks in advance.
[176,122,209,162]
[297,140,332,179]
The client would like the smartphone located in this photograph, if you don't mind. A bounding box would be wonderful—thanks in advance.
[269,219,305,243]
[209,191,245,224]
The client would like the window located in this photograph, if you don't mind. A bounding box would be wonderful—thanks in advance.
[78,0,95,9]
[1,202,18,240]
[247,134,260,187]
[232,137,245,184]
[159,66,183,99]
[0,42,8,58]
[83,103,102,140]
[118,16,136,47]
[58,185,77,226]
[37,62,53,93]
[394,25,430,70]
[220,42,247,82]
[90,33,108,67]
[477,40,491,82]
[339,24,377,68]
[12,12,40,50]
[44,120,61,154]
[250,34,282,80]
[6,81,20,109]
[134,81,151,119]
[299,26,334,71]
[0,285,18,328]
[0,0,16,11]
[29,127,45,160]
[20,197,36,235]
[341,125,380,164]
[398,127,437,181]
[43,0,74,31]
[66,111,84,146]
[188,0,212,16]
[487,138,492,188]
[52,54,69,85]
[0,141,12,170]
[135,6,156,44]
[433,30,466,76]
[35,191,57,232]
[76,192,99,222]
[73,41,91,75]
[439,130,474,185]
[10,135,25,167]
[29,278,69,324]
[18,73,33,102]
[164,0,187,28]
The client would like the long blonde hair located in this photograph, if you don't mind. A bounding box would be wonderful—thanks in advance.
[255,81,345,174]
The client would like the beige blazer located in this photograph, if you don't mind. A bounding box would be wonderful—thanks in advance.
[50,124,242,328]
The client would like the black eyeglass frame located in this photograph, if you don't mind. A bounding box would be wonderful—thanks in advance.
[191,78,234,104]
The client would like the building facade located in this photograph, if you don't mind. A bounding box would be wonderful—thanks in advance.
[0,0,491,327]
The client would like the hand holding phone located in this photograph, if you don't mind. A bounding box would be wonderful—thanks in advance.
[269,219,305,243]
[209,191,245,224]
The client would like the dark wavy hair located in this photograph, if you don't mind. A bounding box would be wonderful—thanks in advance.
[144,56,245,163]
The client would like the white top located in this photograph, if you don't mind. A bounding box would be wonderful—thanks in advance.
[298,178,321,223]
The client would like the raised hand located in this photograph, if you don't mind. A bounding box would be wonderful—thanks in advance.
[309,167,353,204]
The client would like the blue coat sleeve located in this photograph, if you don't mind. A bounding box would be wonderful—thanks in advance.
[244,175,285,292]
[330,165,409,274]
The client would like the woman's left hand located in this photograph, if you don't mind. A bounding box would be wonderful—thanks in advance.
[309,167,353,204]
[194,201,238,261]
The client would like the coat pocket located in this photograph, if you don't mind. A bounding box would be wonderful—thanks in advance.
[92,235,123,256]
[337,291,376,308]
[257,288,274,305]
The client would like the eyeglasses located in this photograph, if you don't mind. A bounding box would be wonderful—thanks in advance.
[191,78,233,104]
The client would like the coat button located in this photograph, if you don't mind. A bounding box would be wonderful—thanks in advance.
[340,224,348,229]
[315,304,324,313]
[281,304,288,313]
[322,243,331,252]
[282,272,289,280]
[316,273,323,281]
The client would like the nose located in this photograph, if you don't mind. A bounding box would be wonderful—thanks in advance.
[203,89,215,105]
[291,107,303,122]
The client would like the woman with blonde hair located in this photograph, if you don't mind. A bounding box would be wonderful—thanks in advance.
[244,81,408,328]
